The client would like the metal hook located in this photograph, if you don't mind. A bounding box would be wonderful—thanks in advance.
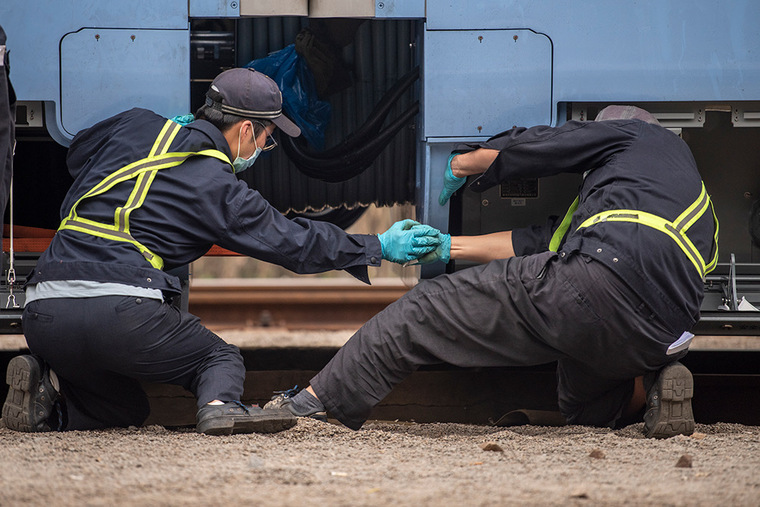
[6,293,18,309]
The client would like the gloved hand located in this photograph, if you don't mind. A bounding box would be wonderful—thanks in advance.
[378,219,441,264]
[412,231,451,265]
[438,152,467,205]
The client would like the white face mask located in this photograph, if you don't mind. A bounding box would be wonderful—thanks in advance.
[232,123,261,174]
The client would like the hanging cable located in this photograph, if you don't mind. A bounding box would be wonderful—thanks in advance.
[302,66,420,160]
[282,66,420,182]
[283,102,418,181]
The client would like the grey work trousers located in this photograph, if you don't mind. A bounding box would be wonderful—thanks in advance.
[22,296,245,430]
[312,251,686,430]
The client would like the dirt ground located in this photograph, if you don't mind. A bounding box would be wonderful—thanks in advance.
[1,417,759,506]
[2,332,759,506]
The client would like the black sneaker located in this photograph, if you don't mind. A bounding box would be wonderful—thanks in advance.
[196,401,296,436]
[643,361,695,438]
[2,355,60,432]
[263,386,327,422]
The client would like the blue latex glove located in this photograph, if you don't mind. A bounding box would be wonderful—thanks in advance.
[412,232,451,265]
[378,220,441,264]
[438,153,467,205]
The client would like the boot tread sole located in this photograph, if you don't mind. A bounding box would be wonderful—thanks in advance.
[3,356,44,432]
[646,362,695,439]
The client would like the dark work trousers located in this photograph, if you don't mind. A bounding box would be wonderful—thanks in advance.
[312,251,686,430]
[22,296,245,430]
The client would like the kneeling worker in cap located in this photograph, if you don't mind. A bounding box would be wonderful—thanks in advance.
[2,68,439,435]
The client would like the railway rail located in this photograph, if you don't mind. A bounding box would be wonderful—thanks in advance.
[1,279,759,427]
[188,277,411,330]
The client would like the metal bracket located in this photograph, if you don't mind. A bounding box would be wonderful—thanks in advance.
[569,102,706,128]
[732,107,760,128]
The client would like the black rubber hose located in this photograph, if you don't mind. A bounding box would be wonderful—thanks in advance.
[282,106,416,180]
[283,102,418,174]
[282,101,419,182]
[293,66,420,161]
[311,66,419,158]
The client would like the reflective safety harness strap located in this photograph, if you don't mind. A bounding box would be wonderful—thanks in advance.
[575,181,719,279]
[58,120,232,269]
[548,196,579,253]
[548,181,719,278]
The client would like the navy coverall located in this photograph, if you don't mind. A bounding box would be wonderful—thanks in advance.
[311,119,718,430]
[23,108,382,429]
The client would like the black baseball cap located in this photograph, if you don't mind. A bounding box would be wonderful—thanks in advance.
[206,68,301,137]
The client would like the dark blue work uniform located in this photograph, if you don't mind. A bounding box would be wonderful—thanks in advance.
[310,119,718,430]
[22,108,382,430]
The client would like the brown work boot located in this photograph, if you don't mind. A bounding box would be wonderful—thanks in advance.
[643,361,695,438]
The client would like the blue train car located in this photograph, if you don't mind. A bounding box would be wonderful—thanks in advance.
[1,0,759,331]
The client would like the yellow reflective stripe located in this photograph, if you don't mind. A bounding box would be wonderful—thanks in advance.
[86,154,198,195]
[77,148,230,207]
[115,123,182,230]
[149,120,179,157]
[548,196,579,252]
[673,182,708,232]
[58,115,232,269]
[58,219,163,269]
[577,209,706,278]
[61,137,182,232]
[160,121,182,154]
[705,202,720,274]
[64,150,183,224]
[664,222,706,280]
[63,150,231,225]
[115,172,148,230]
[59,117,175,268]
[76,122,181,200]
[115,170,158,232]
[60,150,231,217]
[562,180,718,279]
[195,149,232,165]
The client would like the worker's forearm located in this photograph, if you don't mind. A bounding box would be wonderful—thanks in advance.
[449,231,515,263]
[451,148,499,178]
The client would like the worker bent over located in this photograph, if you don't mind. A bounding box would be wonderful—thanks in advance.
[266,106,718,438]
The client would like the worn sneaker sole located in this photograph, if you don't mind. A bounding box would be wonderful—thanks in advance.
[303,411,328,422]
[197,409,297,436]
[2,356,46,432]
[645,362,695,438]
[263,395,328,422]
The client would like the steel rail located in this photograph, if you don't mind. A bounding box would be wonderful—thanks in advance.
[188,278,411,329]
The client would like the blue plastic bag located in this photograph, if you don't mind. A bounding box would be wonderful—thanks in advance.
[246,45,331,150]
